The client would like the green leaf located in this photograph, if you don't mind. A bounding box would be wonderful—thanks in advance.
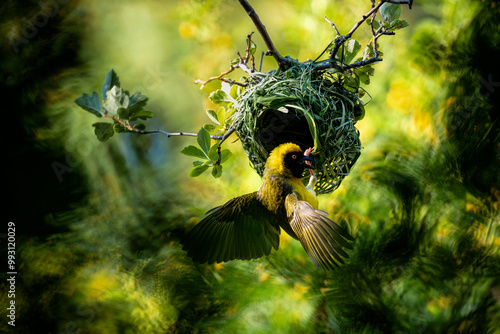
[117,107,130,120]
[204,124,216,132]
[113,122,128,133]
[208,144,219,162]
[197,127,211,155]
[133,123,146,130]
[102,69,120,98]
[103,86,130,114]
[127,92,149,114]
[355,65,375,85]
[92,122,115,142]
[247,38,257,55]
[366,19,382,31]
[229,83,241,100]
[390,19,410,31]
[343,39,362,64]
[206,109,220,124]
[220,149,232,163]
[189,165,209,177]
[129,110,154,121]
[212,164,223,178]
[217,107,227,124]
[209,89,235,106]
[380,3,401,23]
[75,92,102,117]
[180,145,208,160]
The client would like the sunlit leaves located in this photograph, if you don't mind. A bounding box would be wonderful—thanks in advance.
[209,89,236,106]
[181,145,208,160]
[339,39,361,64]
[197,127,211,155]
[181,127,232,178]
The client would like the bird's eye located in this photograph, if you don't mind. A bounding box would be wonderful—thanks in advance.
[291,154,297,159]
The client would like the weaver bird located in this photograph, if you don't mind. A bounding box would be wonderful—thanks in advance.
[182,143,354,270]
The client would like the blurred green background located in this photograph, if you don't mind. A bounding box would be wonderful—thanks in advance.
[1,0,499,333]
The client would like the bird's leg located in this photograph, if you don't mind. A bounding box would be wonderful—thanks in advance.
[304,147,317,195]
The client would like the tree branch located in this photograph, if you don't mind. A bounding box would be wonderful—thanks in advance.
[102,113,224,139]
[237,0,289,70]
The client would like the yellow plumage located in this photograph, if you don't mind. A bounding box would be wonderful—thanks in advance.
[182,143,353,270]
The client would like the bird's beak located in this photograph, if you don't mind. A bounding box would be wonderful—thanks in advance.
[299,156,315,169]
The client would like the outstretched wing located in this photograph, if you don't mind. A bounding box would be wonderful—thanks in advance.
[182,192,281,264]
[285,193,354,270]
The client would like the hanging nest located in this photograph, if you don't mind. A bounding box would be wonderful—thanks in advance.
[232,59,365,195]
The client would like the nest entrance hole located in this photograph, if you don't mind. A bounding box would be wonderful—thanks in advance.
[256,107,314,154]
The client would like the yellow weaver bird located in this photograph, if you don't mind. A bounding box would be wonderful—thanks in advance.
[182,143,354,270]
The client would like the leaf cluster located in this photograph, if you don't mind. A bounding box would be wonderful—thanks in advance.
[74,69,154,142]
[179,82,238,178]
[317,3,409,94]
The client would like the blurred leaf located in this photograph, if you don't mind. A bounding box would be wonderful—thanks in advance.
[247,38,257,55]
[390,19,410,31]
[217,107,227,124]
[102,69,120,98]
[343,39,362,64]
[208,143,219,162]
[212,164,223,178]
[133,123,146,130]
[129,110,154,121]
[220,149,232,163]
[104,86,130,114]
[209,89,236,106]
[117,107,129,120]
[113,122,128,133]
[92,122,114,141]
[380,3,401,23]
[355,65,375,85]
[204,124,217,132]
[181,145,208,160]
[363,42,382,60]
[206,109,220,124]
[75,92,102,117]
[367,19,382,31]
[189,165,209,177]
[229,83,241,100]
[127,92,149,114]
[197,127,211,154]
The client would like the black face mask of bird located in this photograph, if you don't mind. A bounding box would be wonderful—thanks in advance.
[181,142,354,270]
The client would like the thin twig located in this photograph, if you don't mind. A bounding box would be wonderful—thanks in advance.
[324,16,341,37]
[103,113,224,139]
[237,0,289,70]
[194,65,248,88]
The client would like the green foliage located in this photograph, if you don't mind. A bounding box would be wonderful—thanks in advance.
[74,91,102,118]
[74,69,153,142]
[181,127,232,178]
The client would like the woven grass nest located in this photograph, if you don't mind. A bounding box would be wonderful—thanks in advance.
[232,60,365,195]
